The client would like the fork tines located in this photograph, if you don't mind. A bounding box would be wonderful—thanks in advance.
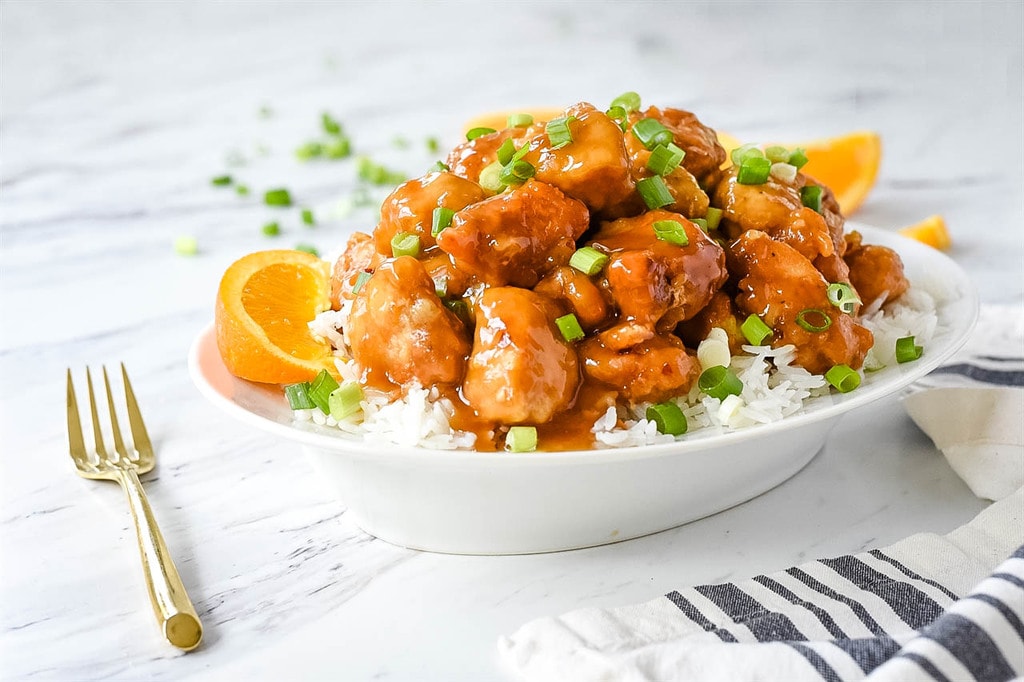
[66,364,152,464]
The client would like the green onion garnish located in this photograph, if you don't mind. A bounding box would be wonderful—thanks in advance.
[325,138,352,159]
[507,113,534,128]
[505,425,538,452]
[321,112,342,136]
[788,148,809,169]
[430,161,450,173]
[479,161,506,193]
[235,184,250,196]
[801,185,823,213]
[445,299,471,324]
[631,118,673,150]
[308,369,340,414]
[736,157,771,185]
[284,382,316,410]
[825,364,861,393]
[652,219,689,246]
[730,143,763,166]
[499,159,536,186]
[211,175,233,186]
[431,206,455,237]
[895,336,923,363]
[705,207,723,230]
[646,402,687,435]
[637,176,674,209]
[392,135,410,149]
[262,221,281,236]
[568,246,609,275]
[741,314,773,346]
[610,91,642,113]
[173,235,198,256]
[555,313,585,343]
[764,146,790,164]
[352,271,371,294]
[646,142,686,176]
[691,218,708,231]
[698,365,744,400]
[434,275,448,298]
[295,243,319,256]
[795,308,832,333]
[546,116,576,149]
[295,142,324,161]
[426,137,440,153]
[357,157,405,185]
[466,127,496,141]
[301,208,315,226]
[606,105,627,129]
[329,381,364,420]
[390,232,421,258]
[496,138,517,165]
[826,282,861,314]
[264,188,293,207]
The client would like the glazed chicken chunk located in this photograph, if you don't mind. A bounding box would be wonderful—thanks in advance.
[374,171,486,254]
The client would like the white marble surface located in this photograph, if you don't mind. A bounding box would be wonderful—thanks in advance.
[1,1,1021,680]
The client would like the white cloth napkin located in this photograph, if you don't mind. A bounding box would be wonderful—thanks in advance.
[498,304,1024,682]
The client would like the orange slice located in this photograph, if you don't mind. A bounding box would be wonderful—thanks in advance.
[215,250,336,384]
[795,131,881,215]
[462,107,568,134]
[898,214,951,250]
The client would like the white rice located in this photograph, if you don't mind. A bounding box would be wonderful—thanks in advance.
[302,280,939,450]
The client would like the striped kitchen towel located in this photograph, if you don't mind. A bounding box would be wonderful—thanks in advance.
[498,304,1024,682]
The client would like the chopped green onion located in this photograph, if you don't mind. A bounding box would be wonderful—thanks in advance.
[741,314,773,345]
[631,118,673,150]
[691,218,708,231]
[646,142,686,176]
[826,282,861,314]
[736,157,771,185]
[466,126,496,141]
[357,157,405,185]
[431,206,455,237]
[284,382,316,410]
[652,219,689,246]
[765,145,790,163]
[426,136,440,153]
[262,221,281,236]
[505,425,538,452]
[788,147,809,169]
[390,232,421,258]
[392,135,410,149]
[308,370,339,414]
[496,138,517,165]
[569,246,609,275]
[637,176,674,209]
[479,160,506,193]
[499,159,535,186]
[895,336,923,363]
[430,160,451,173]
[546,116,576,149]
[258,105,273,119]
[173,235,198,256]
[555,313,585,343]
[606,105,627,129]
[825,364,861,393]
[352,271,371,294]
[329,381,364,420]
[705,207,723,230]
[730,143,763,166]
[295,243,319,256]
[610,91,642,113]
[301,208,315,226]
[445,299,471,324]
[211,175,233,186]
[801,185,823,213]
[321,112,342,136]
[433,275,448,298]
[770,162,798,183]
[698,365,744,400]
[325,137,352,159]
[646,402,687,435]
[295,142,324,161]
[264,188,293,207]
[507,113,534,128]
[795,308,832,332]
[235,184,250,196]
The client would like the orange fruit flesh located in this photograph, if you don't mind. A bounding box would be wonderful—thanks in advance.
[898,214,951,250]
[216,250,336,384]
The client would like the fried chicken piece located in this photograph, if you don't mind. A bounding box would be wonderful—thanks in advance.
[463,287,579,424]
[843,231,910,307]
[347,256,470,388]
[436,180,589,288]
[533,266,610,331]
[580,326,699,403]
[630,106,727,185]
[588,209,727,331]
[728,230,873,374]
[374,172,486,255]
[329,231,382,309]
[676,290,747,352]
[446,125,542,186]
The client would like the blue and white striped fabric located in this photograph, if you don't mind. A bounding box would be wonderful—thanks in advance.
[499,305,1024,682]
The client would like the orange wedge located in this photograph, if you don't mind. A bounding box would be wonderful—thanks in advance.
[462,107,567,134]
[795,131,881,215]
[215,250,336,384]
[898,214,951,250]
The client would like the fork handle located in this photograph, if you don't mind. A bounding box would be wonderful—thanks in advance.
[117,467,204,650]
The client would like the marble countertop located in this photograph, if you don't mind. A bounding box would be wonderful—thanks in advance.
[2,2,1021,680]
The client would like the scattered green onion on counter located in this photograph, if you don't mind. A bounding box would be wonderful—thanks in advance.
[264,188,293,207]
[569,246,609,275]
[555,313,585,343]
[506,426,538,453]
[211,175,233,186]
[741,314,773,346]
[235,184,250,196]
[825,364,861,393]
[301,208,315,226]
[321,112,343,136]
[895,336,923,363]
[646,402,687,435]
[698,365,744,400]
[262,221,281,236]
[174,235,199,256]
[295,243,319,256]
[652,219,690,246]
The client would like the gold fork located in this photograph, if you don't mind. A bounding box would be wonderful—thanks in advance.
[66,364,203,651]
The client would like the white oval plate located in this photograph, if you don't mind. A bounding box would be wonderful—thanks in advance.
[189,226,978,554]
